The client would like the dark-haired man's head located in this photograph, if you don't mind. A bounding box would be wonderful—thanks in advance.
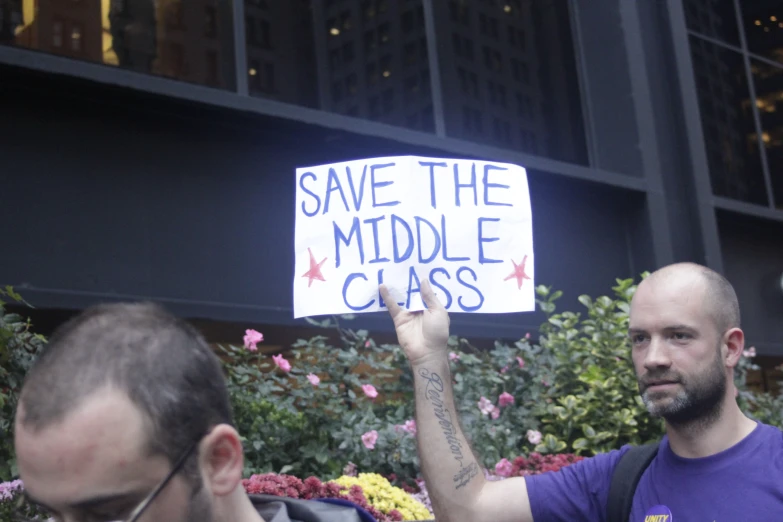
[14,302,262,522]
[628,262,744,428]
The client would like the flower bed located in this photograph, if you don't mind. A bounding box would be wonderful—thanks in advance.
[242,472,431,521]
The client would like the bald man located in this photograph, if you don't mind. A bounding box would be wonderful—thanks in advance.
[381,262,783,522]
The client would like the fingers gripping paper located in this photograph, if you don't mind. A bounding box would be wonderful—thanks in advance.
[293,156,534,318]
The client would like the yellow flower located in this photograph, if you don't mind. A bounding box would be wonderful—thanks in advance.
[331,473,432,521]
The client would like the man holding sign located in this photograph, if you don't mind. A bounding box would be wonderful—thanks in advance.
[294,156,535,318]
[380,262,783,522]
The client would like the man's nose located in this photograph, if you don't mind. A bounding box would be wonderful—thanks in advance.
[644,337,672,369]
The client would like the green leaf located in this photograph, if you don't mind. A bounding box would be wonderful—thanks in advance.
[572,438,590,450]
[582,425,596,438]
[578,295,592,307]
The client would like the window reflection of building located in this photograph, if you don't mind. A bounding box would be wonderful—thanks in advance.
[245,0,319,107]
[0,0,23,44]
[152,0,233,88]
[742,0,783,62]
[684,0,779,205]
[10,0,234,88]
[14,0,102,62]
[317,0,584,163]
[743,1,783,208]
[108,0,157,72]
[320,0,434,132]
[689,36,756,202]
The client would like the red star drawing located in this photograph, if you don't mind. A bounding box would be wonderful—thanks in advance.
[301,247,327,287]
[503,255,532,289]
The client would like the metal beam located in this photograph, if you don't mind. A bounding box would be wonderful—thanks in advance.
[714,196,783,223]
[618,0,675,267]
[665,0,725,273]
[421,0,447,137]
[231,0,248,96]
[732,0,775,209]
[0,45,649,193]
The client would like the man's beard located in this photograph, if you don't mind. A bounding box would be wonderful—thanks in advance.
[638,346,726,427]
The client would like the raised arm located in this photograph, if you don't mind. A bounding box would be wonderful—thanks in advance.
[380,280,534,522]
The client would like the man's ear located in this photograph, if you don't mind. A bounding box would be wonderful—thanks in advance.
[723,327,745,368]
[199,424,245,497]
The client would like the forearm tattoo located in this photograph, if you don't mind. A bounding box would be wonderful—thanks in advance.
[419,367,479,489]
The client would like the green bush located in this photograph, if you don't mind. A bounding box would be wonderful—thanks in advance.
[530,277,665,455]
[2,274,782,490]
[218,324,420,482]
[0,287,47,481]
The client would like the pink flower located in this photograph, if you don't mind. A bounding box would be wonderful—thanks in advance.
[743,347,757,358]
[362,430,378,450]
[526,429,542,445]
[498,392,515,408]
[517,357,525,369]
[395,419,417,435]
[525,332,531,339]
[500,366,509,374]
[243,329,263,351]
[491,408,500,420]
[306,373,320,386]
[478,396,495,416]
[361,384,378,399]
[494,458,513,477]
[449,352,460,361]
[365,340,371,348]
[272,354,291,372]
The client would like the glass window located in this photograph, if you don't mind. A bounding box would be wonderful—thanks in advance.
[205,6,218,38]
[70,24,83,52]
[52,19,64,48]
[750,59,783,208]
[684,0,740,46]
[741,2,783,65]
[5,0,237,89]
[690,36,768,205]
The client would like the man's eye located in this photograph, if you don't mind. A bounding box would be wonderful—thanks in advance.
[631,335,646,344]
[673,332,689,340]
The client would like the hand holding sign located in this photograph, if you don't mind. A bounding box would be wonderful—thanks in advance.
[380,279,450,366]
[293,155,534,318]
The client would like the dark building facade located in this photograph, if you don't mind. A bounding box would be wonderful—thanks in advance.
[1,1,782,376]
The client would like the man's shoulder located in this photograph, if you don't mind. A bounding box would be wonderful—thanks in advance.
[523,444,646,521]
[527,443,638,484]
[250,494,378,522]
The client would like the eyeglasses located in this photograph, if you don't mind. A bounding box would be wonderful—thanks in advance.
[13,439,200,522]
[121,438,200,522]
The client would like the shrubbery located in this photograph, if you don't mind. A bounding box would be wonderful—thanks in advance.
[2,274,781,520]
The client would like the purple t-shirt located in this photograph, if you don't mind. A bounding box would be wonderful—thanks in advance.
[525,421,783,521]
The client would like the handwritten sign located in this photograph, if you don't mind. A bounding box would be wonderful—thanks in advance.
[293,156,534,318]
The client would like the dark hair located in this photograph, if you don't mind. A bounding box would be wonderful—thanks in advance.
[18,302,233,475]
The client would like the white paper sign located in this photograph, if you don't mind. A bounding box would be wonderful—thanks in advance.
[293,155,534,318]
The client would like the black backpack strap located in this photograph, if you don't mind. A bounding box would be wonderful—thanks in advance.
[606,443,659,522]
